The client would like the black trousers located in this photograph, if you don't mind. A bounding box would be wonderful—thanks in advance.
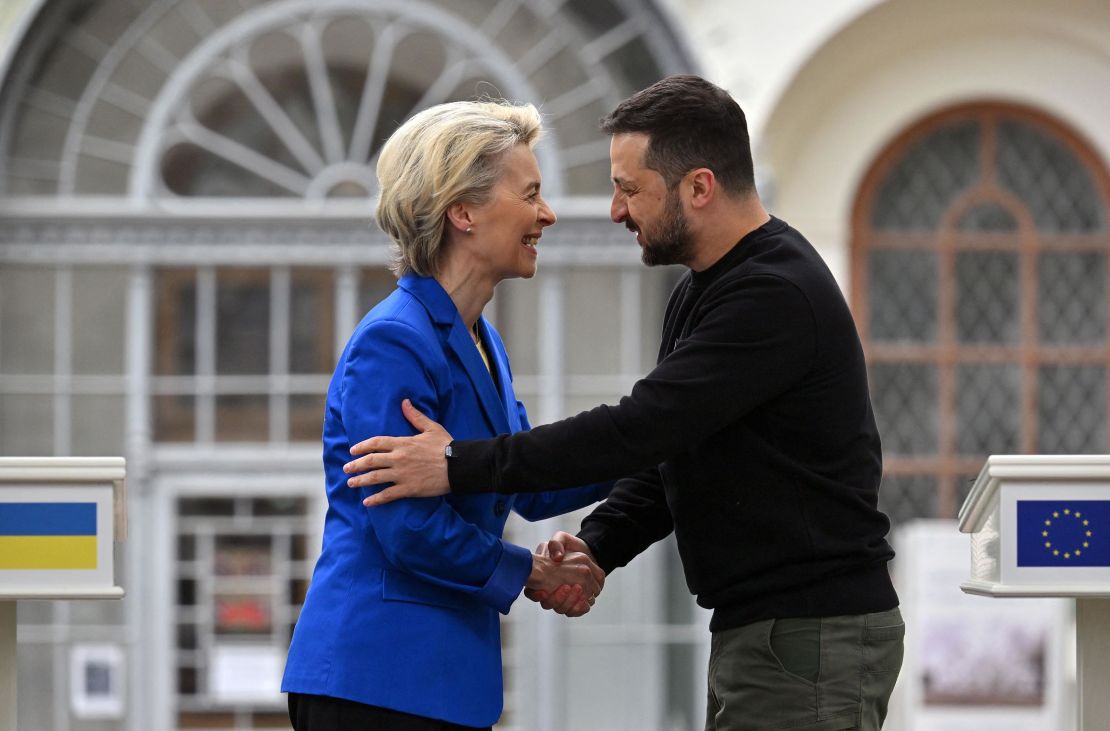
[288,692,492,731]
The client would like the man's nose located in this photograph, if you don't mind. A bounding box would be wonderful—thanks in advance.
[610,194,626,223]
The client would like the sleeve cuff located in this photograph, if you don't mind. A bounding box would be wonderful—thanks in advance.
[576,526,621,575]
[447,438,501,495]
[473,540,533,615]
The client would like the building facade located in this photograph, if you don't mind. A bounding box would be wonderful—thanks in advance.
[2,1,1109,729]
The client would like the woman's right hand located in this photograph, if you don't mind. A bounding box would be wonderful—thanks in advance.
[524,550,604,616]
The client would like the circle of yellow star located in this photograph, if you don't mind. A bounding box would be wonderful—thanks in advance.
[1042,506,1096,561]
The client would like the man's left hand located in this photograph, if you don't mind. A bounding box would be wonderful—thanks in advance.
[345,399,452,506]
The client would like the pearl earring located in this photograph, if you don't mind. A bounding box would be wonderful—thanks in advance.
[466,226,473,233]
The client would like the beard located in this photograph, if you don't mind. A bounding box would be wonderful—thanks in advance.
[635,190,695,267]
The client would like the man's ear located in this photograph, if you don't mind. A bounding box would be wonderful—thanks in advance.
[446,202,474,233]
[687,168,716,210]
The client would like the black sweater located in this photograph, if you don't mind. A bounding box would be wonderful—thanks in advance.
[449,217,897,630]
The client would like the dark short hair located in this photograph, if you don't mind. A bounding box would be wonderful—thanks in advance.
[601,75,755,196]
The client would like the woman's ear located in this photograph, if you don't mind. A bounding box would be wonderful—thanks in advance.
[446,202,474,234]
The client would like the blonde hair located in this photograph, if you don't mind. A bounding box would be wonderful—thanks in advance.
[376,100,543,277]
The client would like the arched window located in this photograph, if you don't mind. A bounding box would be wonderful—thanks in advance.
[852,104,1110,528]
[1,0,690,200]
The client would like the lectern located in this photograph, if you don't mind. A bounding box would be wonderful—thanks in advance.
[959,455,1110,731]
[0,457,126,731]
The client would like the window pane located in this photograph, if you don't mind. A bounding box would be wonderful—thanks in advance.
[642,268,679,368]
[17,601,53,624]
[872,121,980,230]
[216,270,269,375]
[154,395,195,442]
[565,394,623,420]
[609,36,664,94]
[566,269,621,376]
[358,268,397,317]
[0,267,54,373]
[319,19,373,158]
[178,534,196,561]
[290,393,326,442]
[957,203,1018,232]
[491,277,539,377]
[1039,252,1105,344]
[72,268,128,374]
[868,251,937,343]
[155,269,196,376]
[1039,365,1105,453]
[177,621,197,648]
[214,535,272,576]
[0,394,53,455]
[869,363,938,456]
[997,119,1104,233]
[68,595,123,624]
[177,667,198,696]
[253,497,307,517]
[878,475,938,530]
[956,364,1020,455]
[290,270,335,374]
[38,29,100,98]
[191,75,292,175]
[215,395,268,440]
[565,0,625,32]
[180,498,235,517]
[162,142,291,198]
[16,643,54,730]
[71,394,125,456]
[288,578,309,605]
[955,252,1019,345]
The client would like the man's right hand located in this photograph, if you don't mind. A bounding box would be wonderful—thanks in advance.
[524,532,605,617]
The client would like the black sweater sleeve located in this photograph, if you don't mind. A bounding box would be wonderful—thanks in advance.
[576,466,673,574]
[448,274,816,495]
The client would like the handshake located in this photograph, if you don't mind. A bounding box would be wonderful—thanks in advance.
[523,531,605,618]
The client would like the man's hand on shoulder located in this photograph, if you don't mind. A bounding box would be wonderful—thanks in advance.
[345,399,452,505]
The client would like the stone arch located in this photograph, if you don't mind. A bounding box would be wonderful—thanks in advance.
[757,0,1110,285]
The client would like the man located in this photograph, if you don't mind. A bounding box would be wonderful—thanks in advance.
[345,75,903,730]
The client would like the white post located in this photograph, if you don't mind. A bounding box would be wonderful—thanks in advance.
[0,601,16,731]
[534,271,565,731]
[1076,598,1110,730]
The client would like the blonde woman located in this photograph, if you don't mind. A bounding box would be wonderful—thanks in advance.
[280,101,609,731]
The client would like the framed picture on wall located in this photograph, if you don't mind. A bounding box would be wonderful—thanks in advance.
[70,643,125,719]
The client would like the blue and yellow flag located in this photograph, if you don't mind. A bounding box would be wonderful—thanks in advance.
[0,502,97,570]
[1017,500,1110,567]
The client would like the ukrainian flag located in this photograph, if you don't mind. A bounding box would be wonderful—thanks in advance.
[0,503,97,570]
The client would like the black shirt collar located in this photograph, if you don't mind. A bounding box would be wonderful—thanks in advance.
[690,215,783,289]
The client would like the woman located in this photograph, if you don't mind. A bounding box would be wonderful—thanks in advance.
[281,101,609,730]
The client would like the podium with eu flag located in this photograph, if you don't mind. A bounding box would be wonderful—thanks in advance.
[0,457,126,731]
[959,454,1110,731]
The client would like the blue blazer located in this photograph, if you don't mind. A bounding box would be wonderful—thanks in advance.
[282,274,609,727]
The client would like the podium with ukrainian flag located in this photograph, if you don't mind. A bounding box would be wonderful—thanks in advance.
[959,455,1110,731]
[0,457,126,731]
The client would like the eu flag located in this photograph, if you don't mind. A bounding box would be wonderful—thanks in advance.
[1017,500,1110,567]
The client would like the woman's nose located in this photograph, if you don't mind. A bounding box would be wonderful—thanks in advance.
[538,197,557,226]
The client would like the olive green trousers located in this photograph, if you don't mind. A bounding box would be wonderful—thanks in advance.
[705,608,904,731]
